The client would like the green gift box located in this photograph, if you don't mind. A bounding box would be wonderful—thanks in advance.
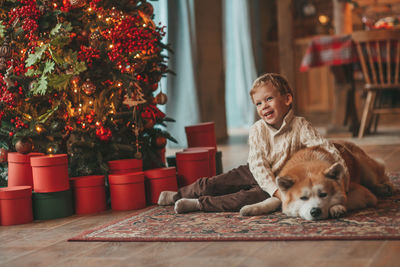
[32,189,73,220]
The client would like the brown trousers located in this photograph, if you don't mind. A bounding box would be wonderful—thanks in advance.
[174,164,269,212]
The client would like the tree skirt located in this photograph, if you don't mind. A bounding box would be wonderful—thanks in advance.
[69,174,400,242]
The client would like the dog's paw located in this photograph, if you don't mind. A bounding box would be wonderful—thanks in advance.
[240,205,259,216]
[373,182,394,197]
[329,204,347,218]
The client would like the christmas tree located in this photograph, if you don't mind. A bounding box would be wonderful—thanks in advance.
[0,0,175,186]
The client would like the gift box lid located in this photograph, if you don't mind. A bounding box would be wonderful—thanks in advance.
[30,154,68,167]
[108,172,144,185]
[144,167,176,179]
[184,146,216,154]
[176,150,209,161]
[108,158,143,171]
[7,152,44,163]
[184,122,215,133]
[0,186,32,199]
[70,175,105,187]
[32,189,71,200]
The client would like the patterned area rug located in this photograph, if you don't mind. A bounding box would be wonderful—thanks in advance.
[69,174,400,242]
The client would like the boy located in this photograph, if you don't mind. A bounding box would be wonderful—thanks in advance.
[158,73,349,214]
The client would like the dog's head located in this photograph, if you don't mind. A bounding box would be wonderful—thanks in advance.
[276,162,347,220]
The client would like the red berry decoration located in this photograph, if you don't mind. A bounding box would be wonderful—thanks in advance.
[15,137,34,154]
[0,148,8,163]
[96,126,112,142]
[143,118,155,129]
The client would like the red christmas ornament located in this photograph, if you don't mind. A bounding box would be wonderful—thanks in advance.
[143,118,155,129]
[150,83,158,91]
[153,136,166,149]
[96,126,112,142]
[0,148,8,163]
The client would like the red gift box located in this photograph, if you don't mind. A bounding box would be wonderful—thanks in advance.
[7,152,44,187]
[108,158,142,174]
[108,172,146,211]
[185,122,217,149]
[30,154,69,193]
[70,175,107,214]
[176,150,210,187]
[0,186,33,226]
[184,147,216,177]
[144,167,178,204]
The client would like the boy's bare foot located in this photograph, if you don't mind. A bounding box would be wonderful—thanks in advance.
[174,198,200,214]
[158,191,178,206]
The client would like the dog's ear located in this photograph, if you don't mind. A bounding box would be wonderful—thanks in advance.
[277,175,294,192]
[323,163,344,180]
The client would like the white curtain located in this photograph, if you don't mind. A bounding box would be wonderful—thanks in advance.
[223,0,257,129]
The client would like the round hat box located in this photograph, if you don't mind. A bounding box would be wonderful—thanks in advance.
[0,186,33,226]
[30,154,69,193]
[70,175,107,214]
[144,167,178,204]
[108,172,146,211]
[176,150,210,187]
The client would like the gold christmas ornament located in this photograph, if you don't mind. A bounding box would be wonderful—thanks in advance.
[89,30,102,48]
[69,0,85,8]
[15,137,34,154]
[82,79,96,95]
[0,36,12,58]
[139,2,154,16]
[155,92,168,105]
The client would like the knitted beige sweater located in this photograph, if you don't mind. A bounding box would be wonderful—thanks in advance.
[247,110,349,196]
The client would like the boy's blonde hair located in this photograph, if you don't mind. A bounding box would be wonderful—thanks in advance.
[249,73,293,103]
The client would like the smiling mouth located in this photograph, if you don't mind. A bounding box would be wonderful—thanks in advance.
[264,111,274,118]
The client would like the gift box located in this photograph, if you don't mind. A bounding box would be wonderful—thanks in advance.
[108,158,143,174]
[32,189,73,220]
[184,147,216,176]
[176,150,210,187]
[144,167,178,204]
[30,154,69,193]
[0,186,33,226]
[70,175,107,215]
[7,152,44,187]
[185,122,217,148]
[108,172,146,211]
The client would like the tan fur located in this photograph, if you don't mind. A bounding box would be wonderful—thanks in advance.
[240,141,394,220]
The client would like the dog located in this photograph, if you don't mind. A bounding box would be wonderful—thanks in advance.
[240,140,394,220]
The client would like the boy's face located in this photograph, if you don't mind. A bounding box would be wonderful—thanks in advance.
[252,84,293,129]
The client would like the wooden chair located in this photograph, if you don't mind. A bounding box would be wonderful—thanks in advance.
[352,29,400,138]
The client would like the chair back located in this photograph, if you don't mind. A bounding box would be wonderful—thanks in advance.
[352,29,400,89]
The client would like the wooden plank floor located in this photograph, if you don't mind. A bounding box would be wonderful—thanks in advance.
[1,129,400,267]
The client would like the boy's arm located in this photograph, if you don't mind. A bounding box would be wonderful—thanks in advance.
[299,120,350,191]
[247,125,279,197]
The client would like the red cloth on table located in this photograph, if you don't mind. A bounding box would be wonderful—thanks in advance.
[300,34,358,72]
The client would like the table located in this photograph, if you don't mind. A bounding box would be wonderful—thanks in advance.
[299,34,359,136]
